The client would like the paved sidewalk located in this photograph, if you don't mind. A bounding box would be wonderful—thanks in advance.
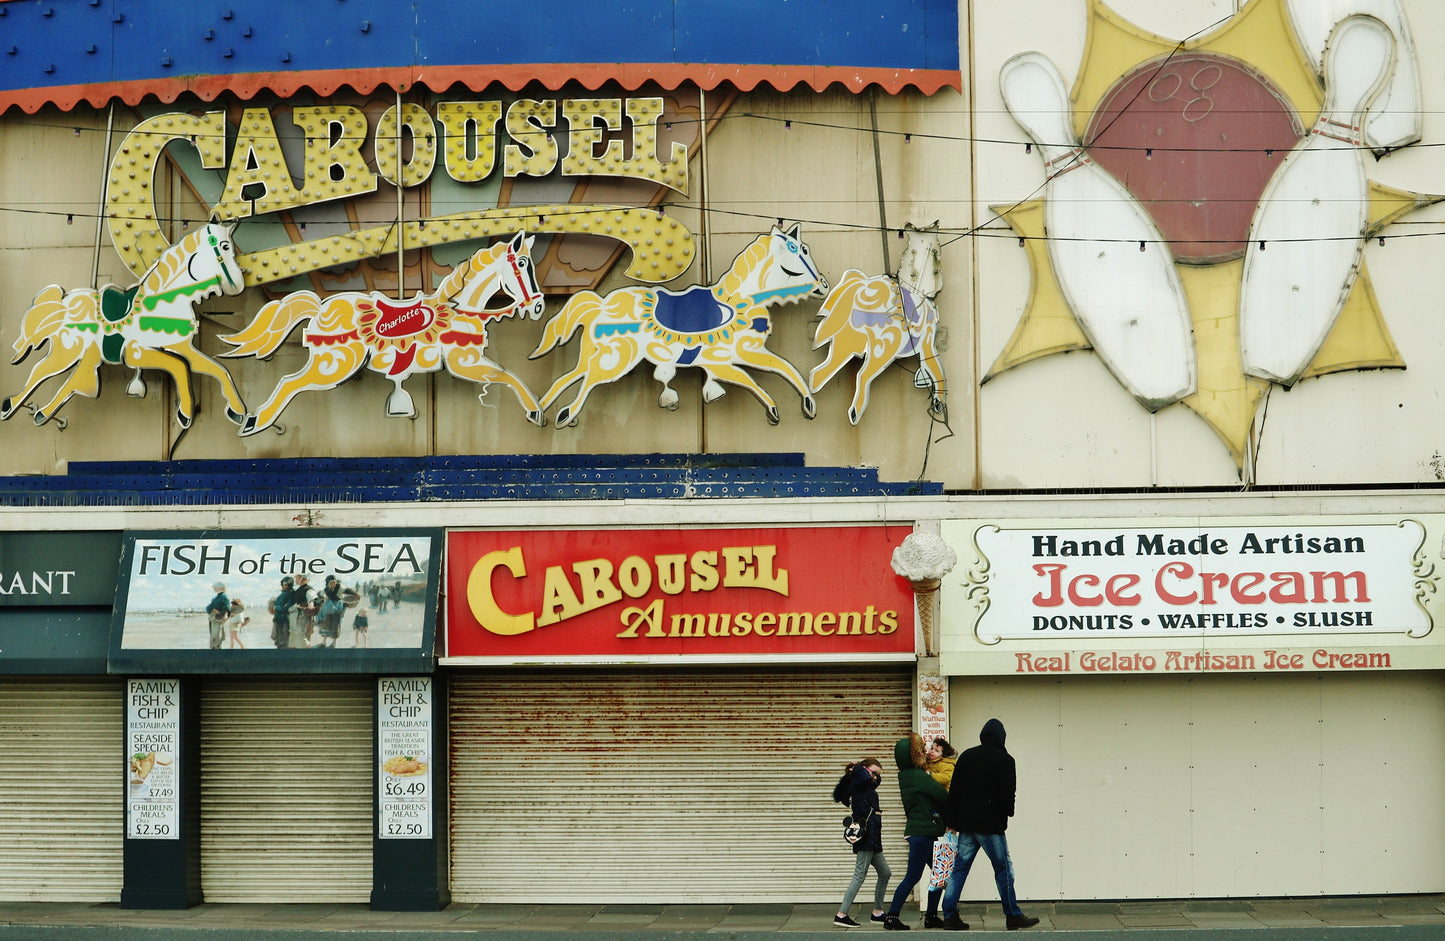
[0,895,1443,937]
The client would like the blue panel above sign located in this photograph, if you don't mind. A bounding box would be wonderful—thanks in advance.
[0,0,960,112]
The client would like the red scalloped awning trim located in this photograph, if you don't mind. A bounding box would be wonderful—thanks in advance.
[0,63,961,114]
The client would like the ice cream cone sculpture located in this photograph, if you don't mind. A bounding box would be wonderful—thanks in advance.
[890,535,956,656]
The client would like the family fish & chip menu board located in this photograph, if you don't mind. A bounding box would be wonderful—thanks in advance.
[378,676,432,839]
[126,678,180,839]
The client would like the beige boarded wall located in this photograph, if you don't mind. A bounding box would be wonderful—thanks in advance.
[947,671,1445,899]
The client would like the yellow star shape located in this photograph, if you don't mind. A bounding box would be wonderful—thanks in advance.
[984,0,1440,467]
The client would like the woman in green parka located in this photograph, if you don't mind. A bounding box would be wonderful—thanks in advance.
[881,733,948,930]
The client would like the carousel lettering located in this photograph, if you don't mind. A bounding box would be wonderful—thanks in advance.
[104,98,694,285]
[118,98,686,219]
[465,544,790,636]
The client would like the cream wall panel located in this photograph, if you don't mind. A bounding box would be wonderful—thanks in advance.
[944,677,1071,900]
[948,671,1445,900]
[978,356,1162,489]
[1056,677,1194,898]
[1319,673,1445,894]
[1187,675,1324,897]
[0,110,115,253]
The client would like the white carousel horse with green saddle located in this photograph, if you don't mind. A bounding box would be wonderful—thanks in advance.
[2,222,247,428]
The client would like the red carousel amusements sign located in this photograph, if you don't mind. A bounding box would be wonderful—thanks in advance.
[444,526,918,661]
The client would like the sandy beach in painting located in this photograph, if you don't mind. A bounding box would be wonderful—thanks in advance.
[120,597,426,650]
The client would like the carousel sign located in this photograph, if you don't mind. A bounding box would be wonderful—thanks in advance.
[444,525,918,662]
[105,97,693,288]
[3,90,950,433]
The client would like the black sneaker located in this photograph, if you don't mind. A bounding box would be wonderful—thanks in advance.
[1006,915,1040,930]
[924,913,945,929]
[834,914,861,928]
[871,913,888,923]
[943,915,970,931]
[884,915,910,931]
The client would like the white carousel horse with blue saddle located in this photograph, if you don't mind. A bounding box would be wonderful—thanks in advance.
[530,223,829,426]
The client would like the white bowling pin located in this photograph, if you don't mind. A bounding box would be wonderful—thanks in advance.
[1286,0,1420,152]
[1000,52,1196,411]
[1239,14,1394,387]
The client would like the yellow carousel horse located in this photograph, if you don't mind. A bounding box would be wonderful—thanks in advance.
[220,232,546,435]
[2,222,247,428]
[530,223,829,426]
[809,223,946,424]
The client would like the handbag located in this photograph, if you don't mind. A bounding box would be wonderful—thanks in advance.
[843,809,871,845]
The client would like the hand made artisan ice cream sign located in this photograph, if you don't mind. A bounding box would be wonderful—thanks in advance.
[952,519,1432,643]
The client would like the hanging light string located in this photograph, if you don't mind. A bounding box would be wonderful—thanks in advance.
[1,200,1440,253]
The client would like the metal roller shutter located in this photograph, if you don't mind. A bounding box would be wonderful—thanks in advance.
[0,679,123,901]
[450,667,913,903]
[200,679,374,902]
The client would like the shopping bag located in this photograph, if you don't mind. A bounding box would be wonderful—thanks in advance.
[928,832,957,890]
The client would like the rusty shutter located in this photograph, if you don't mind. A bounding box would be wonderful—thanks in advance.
[199,679,373,902]
[449,667,912,903]
[0,679,124,901]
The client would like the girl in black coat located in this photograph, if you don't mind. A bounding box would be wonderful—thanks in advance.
[833,758,893,927]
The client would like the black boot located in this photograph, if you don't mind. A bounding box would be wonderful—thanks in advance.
[884,914,911,931]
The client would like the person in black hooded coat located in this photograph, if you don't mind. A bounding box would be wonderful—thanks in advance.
[938,718,1039,930]
[832,758,892,927]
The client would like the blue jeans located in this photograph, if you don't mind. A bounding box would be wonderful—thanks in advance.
[886,834,935,916]
[941,831,1023,918]
[839,848,892,914]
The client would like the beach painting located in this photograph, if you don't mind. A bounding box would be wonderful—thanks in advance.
[112,530,441,662]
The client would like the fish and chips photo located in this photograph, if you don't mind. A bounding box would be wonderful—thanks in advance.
[130,751,156,785]
[383,755,428,777]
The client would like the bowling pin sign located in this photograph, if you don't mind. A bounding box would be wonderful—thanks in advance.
[1000,52,1196,411]
[1238,14,1395,387]
[1285,0,1421,153]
